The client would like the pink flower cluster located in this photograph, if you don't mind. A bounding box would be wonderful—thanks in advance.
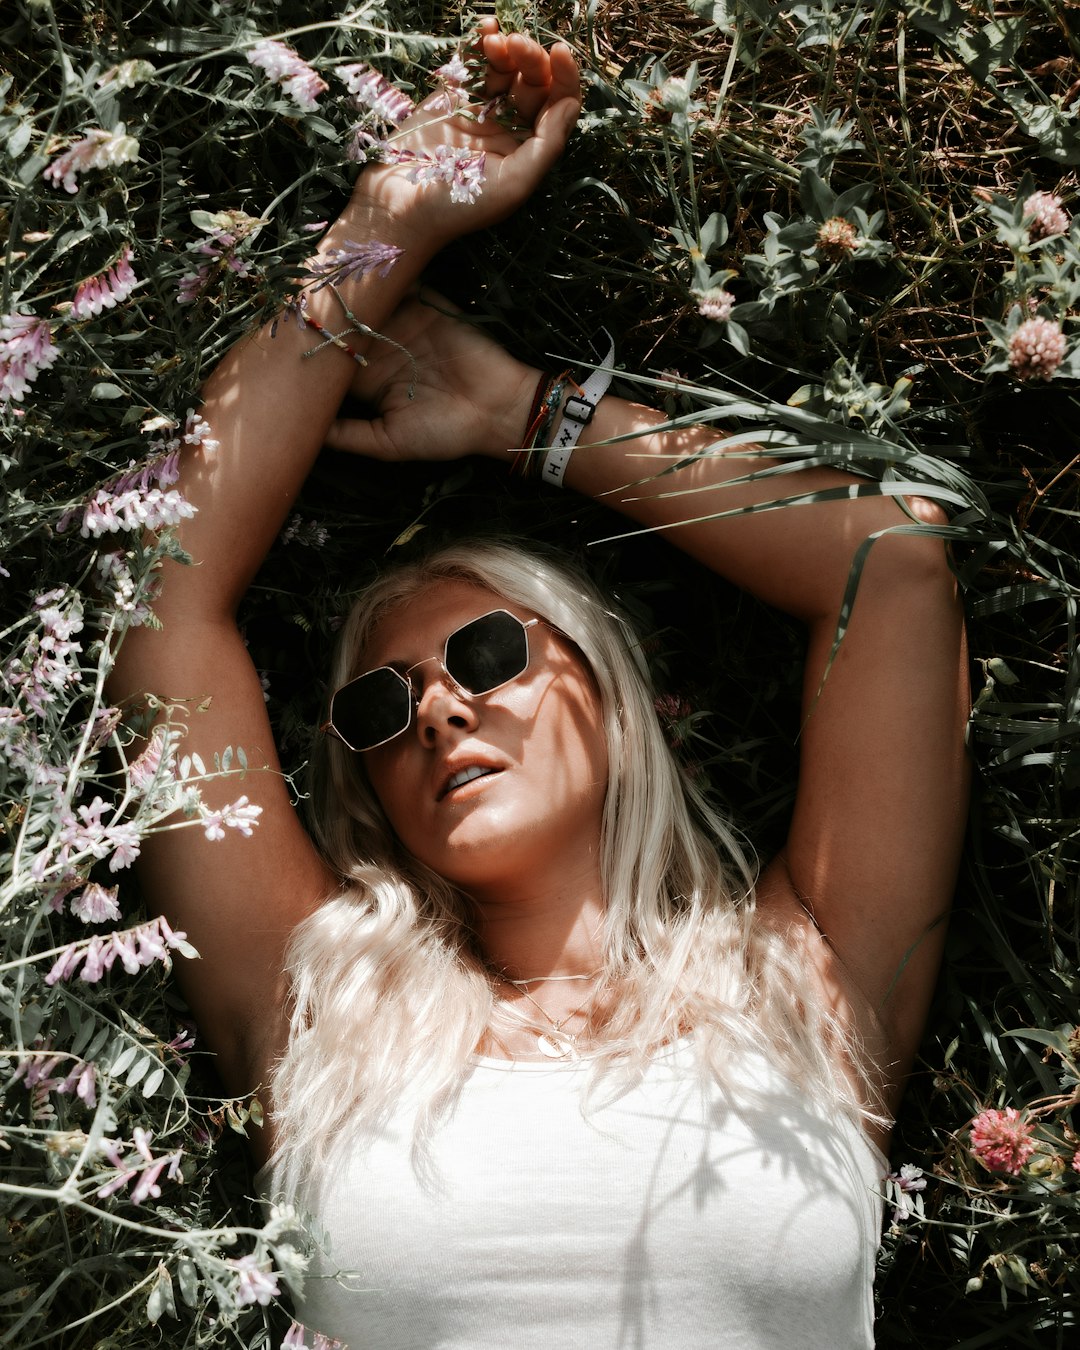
[13,1051,98,1113]
[282,1319,346,1350]
[340,62,415,124]
[66,448,195,538]
[1008,316,1066,381]
[7,589,84,717]
[47,793,141,876]
[970,1107,1036,1176]
[43,125,139,194]
[0,310,60,403]
[230,1254,282,1308]
[71,246,138,319]
[45,915,191,986]
[817,216,860,262]
[1023,190,1069,241]
[70,881,121,924]
[248,39,328,111]
[98,1128,183,1205]
[198,794,263,841]
[697,288,735,323]
[383,144,486,204]
[306,238,404,290]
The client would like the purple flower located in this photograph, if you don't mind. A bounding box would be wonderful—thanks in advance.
[199,794,263,841]
[45,916,192,986]
[247,39,328,110]
[885,1163,926,1223]
[43,125,139,194]
[1008,317,1066,381]
[339,63,414,125]
[71,246,139,318]
[305,239,404,290]
[0,311,61,403]
[1023,190,1069,241]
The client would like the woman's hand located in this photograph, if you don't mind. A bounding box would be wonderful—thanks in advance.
[352,19,581,252]
[323,291,539,463]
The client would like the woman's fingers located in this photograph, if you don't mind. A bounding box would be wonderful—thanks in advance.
[481,31,579,126]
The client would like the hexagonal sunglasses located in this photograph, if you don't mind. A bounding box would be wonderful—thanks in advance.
[322,609,543,752]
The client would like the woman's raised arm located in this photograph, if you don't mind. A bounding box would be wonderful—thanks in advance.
[327,297,970,1119]
[107,29,581,1103]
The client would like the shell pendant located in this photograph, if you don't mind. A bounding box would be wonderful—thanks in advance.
[537,1031,578,1060]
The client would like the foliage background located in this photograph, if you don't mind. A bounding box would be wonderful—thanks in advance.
[2,0,1079,1345]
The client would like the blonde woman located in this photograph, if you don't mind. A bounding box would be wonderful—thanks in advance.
[112,21,969,1348]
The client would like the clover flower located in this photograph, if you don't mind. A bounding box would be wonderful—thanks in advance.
[305,239,404,290]
[0,310,60,403]
[43,125,139,194]
[230,1254,281,1307]
[816,216,859,262]
[339,62,414,125]
[1022,190,1069,241]
[1008,316,1066,381]
[71,246,138,319]
[970,1107,1036,1176]
[247,39,328,111]
[697,288,735,323]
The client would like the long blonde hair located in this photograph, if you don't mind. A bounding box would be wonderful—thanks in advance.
[269,538,869,1195]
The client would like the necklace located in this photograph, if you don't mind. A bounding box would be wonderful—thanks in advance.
[501,979,603,1060]
[504,971,600,986]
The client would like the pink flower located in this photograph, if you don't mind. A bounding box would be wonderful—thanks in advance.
[43,125,139,193]
[199,794,263,841]
[230,1254,280,1307]
[0,311,60,403]
[970,1107,1036,1176]
[434,54,469,85]
[384,144,486,204]
[1008,317,1066,381]
[1072,1149,1080,1174]
[248,39,328,110]
[1023,190,1069,240]
[816,216,860,262]
[306,239,404,290]
[71,246,138,318]
[697,288,735,323]
[182,409,219,453]
[70,882,121,924]
[339,63,414,124]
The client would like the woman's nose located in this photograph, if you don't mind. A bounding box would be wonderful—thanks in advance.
[412,664,480,743]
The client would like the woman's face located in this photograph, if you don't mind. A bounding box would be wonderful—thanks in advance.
[358,579,609,897]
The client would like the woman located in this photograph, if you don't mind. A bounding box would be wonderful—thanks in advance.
[111,21,970,1347]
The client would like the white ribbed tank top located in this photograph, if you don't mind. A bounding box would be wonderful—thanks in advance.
[260,1040,886,1349]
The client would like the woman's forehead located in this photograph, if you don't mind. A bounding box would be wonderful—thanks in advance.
[362,579,529,663]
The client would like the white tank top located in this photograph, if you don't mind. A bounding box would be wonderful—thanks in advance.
[260,1040,885,1349]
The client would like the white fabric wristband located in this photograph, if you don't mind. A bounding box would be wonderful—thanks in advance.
[541,330,616,488]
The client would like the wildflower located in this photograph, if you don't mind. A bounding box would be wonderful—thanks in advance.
[435,54,470,85]
[425,54,472,114]
[659,76,693,116]
[1022,190,1069,240]
[231,1254,281,1307]
[1073,1149,1080,1174]
[305,239,404,290]
[885,1163,926,1223]
[8,588,84,714]
[128,728,177,794]
[199,794,263,841]
[384,145,486,204]
[97,59,156,89]
[45,916,192,986]
[70,882,121,924]
[182,409,219,454]
[0,311,61,403]
[43,125,139,194]
[816,216,859,262]
[72,452,196,537]
[1008,316,1066,381]
[970,1107,1036,1176]
[281,514,329,547]
[248,39,328,110]
[696,288,735,323]
[70,246,138,319]
[282,1322,346,1350]
[339,63,414,125]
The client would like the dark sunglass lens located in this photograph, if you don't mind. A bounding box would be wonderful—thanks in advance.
[446,611,529,695]
[331,667,411,750]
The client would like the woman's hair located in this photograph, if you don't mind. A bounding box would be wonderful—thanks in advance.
[268,537,876,1195]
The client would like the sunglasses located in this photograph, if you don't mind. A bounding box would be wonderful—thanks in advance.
[324,609,543,752]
